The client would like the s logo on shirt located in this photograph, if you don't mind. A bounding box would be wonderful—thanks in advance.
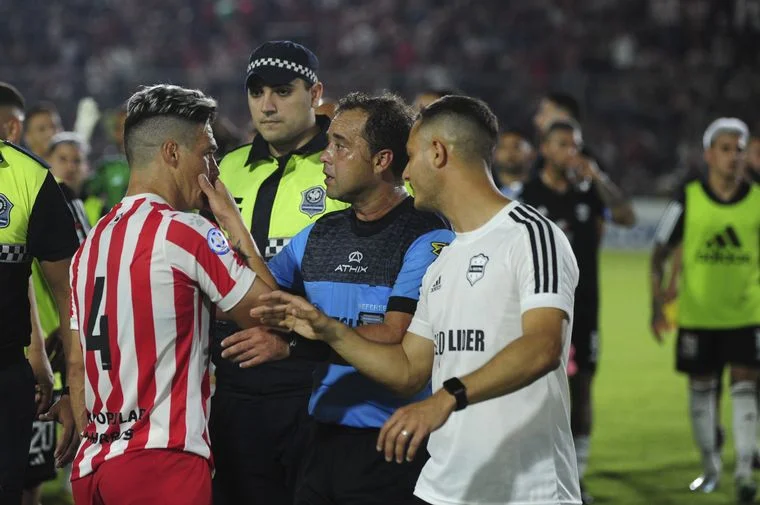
[207,228,230,255]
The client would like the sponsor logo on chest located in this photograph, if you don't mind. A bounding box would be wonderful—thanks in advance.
[334,250,368,273]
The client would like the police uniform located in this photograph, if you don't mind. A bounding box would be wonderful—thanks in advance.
[209,41,350,505]
[0,140,79,503]
[655,178,760,373]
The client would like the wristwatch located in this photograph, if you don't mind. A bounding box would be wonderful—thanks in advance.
[443,377,468,411]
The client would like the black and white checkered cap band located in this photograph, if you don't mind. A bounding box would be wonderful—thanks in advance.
[0,243,30,263]
[265,237,291,259]
[247,58,318,84]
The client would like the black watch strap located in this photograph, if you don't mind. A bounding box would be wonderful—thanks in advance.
[443,377,468,411]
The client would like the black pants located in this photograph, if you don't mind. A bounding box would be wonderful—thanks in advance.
[0,355,36,505]
[210,391,313,505]
[296,422,428,505]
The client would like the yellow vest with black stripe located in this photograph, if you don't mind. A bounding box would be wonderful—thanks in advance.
[679,180,760,328]
[218,117,349,258]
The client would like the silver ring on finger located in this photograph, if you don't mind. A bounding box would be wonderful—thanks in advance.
[400,429,410,437]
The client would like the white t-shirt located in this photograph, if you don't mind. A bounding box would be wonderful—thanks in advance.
[408,201,581,505]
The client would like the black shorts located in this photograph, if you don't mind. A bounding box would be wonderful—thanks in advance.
[676,326,760,375]
[295,422,428,505]
[571,311,599,374]
[24,393,60,489]
[0,354,37,504]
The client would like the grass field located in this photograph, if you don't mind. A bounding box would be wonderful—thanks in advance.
[586,250,739,505]
[42,250,744,504]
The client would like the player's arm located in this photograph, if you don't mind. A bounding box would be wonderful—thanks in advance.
[27,282,54,417]
[253,292,435,396]
[650,194,685,341]
[220,224,334,366]
[27,172,84,466]
[580,155,636,227]
[199,174,277,289]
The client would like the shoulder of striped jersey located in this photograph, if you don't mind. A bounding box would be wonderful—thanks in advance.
[0,139,51,171]
[166,209,214,232]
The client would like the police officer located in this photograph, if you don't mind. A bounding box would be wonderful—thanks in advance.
[0,82,83,505]
[209,41,349,505]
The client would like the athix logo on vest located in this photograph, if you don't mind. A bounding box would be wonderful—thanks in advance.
[698,225,750,265]
[335,251,368,273]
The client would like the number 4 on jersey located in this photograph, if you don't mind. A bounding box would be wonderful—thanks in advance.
[86,276,112,370]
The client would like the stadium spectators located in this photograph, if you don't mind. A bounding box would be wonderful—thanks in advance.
[3,0,760,196]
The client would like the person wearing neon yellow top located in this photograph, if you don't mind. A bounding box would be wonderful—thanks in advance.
[208,41,350,505]
[651,118,760,503]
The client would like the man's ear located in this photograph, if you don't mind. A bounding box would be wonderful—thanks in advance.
[1,117,23,144]
[430,137,448,170]
[372,148,394,176]
[311,82,324,109]
[161,139,180,168]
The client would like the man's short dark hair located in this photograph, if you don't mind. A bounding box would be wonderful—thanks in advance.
[0,82,25,111]
[545,92,581,121]
[124,84,217,166]
[542,118,583,146]
[417,95,499,162]
[26,101,59,123]
[336,92,414,179]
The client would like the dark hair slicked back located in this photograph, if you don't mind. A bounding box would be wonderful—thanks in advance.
[0,82,25,111]
[546,92,581,121]
[336,92,414,178]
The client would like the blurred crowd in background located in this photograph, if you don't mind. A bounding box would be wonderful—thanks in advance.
[3,0,760,195]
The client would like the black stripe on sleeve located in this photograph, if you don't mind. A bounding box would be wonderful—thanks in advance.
[508,205,559,294]
[508,210,542,293]
[518,205,559,294]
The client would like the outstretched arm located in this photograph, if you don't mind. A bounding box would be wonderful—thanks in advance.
[252,291,434,396]
[376,306,567,463]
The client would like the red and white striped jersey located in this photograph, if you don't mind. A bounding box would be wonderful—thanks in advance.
[69,193,255,479]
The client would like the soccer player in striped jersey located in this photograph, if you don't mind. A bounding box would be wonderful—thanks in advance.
[68,84,277,505]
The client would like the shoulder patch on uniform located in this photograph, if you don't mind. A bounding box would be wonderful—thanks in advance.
[431,241,448,256]
[0,193,13,228]
[206,228,230,255]
[300,186,326,217]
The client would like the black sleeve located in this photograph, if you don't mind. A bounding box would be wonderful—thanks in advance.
[27,172,80,261]
[587,181,607,218]
[653,185,686,247]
